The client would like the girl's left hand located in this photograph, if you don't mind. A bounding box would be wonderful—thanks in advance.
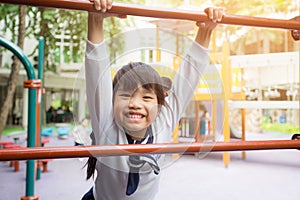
[90,0,112,12]
[196,7,225,30]
[290,16,300,41]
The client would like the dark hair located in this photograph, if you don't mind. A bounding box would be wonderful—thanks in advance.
[85,131,96,180]
[86,62,170,180]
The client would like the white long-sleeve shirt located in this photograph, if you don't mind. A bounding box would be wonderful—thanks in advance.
[85,40,209,200]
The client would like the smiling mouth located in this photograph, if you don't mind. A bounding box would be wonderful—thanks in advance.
[126,112,145,120]
[128,114,143,119]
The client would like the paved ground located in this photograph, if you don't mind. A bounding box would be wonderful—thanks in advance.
[0,131,299,200]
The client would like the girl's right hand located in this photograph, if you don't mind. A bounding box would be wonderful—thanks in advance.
[87,0,125,44]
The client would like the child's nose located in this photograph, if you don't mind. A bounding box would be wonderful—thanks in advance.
[128,96,141,109]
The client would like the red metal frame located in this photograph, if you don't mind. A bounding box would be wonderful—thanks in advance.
[0,0,299,30]
[1,140,299,161]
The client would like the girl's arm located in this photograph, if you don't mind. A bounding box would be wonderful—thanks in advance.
[85,0,113,144]
[166,7,224,131]
[88,0,112,44]
[88,13,105,44]
[195,7,225,48]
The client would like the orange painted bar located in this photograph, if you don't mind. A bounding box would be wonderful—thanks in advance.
[0,140,300,161]
[0,0,299,30]
[23,80,42,89]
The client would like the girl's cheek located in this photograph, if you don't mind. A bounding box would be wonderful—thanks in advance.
[149,105,159,120]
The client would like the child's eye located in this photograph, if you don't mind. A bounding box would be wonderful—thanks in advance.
[143,95,154,99]
[119,93,130,97]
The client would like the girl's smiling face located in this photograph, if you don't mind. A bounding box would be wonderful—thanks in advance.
[113,85,159,140]
[112,62,168,140]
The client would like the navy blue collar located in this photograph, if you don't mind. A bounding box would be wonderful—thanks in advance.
[125,126,153,144]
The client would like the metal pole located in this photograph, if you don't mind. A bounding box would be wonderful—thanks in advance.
[0,38,35,79]
[26,89,36,197]
[38,37,44,81]
[36,36,44,180]
[0,0,299,30]
[0,37,38,200]
[0,140,299,161]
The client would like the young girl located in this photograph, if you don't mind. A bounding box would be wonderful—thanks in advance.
[83,0,224,199]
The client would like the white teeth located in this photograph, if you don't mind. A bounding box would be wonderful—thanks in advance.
[129,114,142,119]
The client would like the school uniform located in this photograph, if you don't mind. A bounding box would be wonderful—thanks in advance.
[85,39,209,200]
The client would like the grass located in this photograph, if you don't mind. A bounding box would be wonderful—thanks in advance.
[261,122,300,134]
[2,126,24,136]
[1,124,77,136]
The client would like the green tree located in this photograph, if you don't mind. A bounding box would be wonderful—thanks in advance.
[0,0,146,136]
[26,0,145,71]
[26,7,88,71]
[0,5,26,139]
[0,4,19,42]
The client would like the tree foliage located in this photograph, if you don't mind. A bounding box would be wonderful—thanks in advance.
[0,4,19,42]
[1,0,146,72]
[0,5,26,139]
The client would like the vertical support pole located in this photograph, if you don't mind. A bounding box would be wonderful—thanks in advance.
[24,87,38,200]
[23,80,41,200]
[194,101,200,142]
[35,83,41,180]
[36,36,44,180]
[22,80,41,200]
[172,33,181,141]
[156,25,161,62]
[173,33,181,71]
[210,31,218,143]
[240,66,246,159]
[22,88,28,129]
[171,123,180,160]
[0,36,39,200]
[38,37,44,95]
[212,100,217,142]
[241,108,246,159]
[171,32,180,160]
[222,40,231,167]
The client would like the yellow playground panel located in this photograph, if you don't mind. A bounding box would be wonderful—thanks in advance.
[110,22,298,167]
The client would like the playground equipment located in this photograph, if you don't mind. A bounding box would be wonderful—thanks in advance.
[0,37,40,200]
[0,0,300,30]
[0,140,299,161]
[0,35,45,199]
[0,1,299,199]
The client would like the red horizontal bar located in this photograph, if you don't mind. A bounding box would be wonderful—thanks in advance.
[0,0,299,30]
[0,140,299,161]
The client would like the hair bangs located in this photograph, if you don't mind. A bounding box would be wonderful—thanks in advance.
[113,62,167,106]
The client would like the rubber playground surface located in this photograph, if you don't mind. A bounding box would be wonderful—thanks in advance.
[0,130,299,200]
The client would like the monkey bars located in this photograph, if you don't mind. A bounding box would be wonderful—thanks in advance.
[0,0,299,30]
[1,140,300,161]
